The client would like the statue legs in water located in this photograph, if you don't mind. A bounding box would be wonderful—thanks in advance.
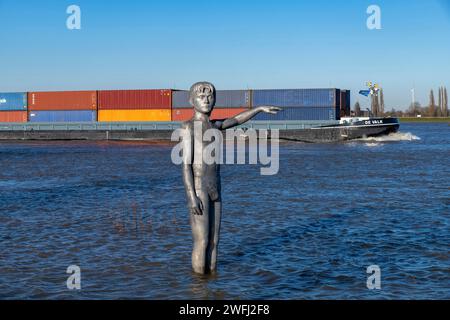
[190,191,222,274]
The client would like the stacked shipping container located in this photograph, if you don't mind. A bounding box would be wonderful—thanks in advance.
[0,93,28,122]
[97,90,172,122]
[172,108,248,121]
[252,107,338,121]
[172,90,251,108]
[339,90,351,117]
[172,90,251,121]
[0,87,349,123]
[251,89,341,121]
[28,91,97,122]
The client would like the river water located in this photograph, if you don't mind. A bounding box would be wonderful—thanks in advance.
[0,123,449,299]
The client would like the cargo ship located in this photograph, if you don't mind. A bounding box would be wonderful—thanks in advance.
[0,88,399,142]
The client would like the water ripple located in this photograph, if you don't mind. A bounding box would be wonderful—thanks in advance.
[0,123,449,299]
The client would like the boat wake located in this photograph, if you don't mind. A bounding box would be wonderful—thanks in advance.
[346,132,421,147]
[357,131,421,142]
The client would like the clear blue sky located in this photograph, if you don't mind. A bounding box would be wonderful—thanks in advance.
[1,0,449,110]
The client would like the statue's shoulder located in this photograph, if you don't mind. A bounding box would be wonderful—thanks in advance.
[181,119,194,131]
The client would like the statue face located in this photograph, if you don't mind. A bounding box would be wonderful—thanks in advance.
[192,86,215,114]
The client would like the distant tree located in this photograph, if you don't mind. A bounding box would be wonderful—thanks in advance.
[438,87,443,117]
[407,102,422,116]
[386,108,403,117]
[394,109,404,117]
[354,101,361,117]
[379,89,385,116]
[385,107,396,117]
[371,94,379,116]
[428,89,436,117]
[444,87,449,117]
[441,86,446,117]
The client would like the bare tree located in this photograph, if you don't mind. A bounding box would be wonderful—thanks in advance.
[444,87,448,117]
[429,89,436,117]
[379,89,385,116]
[371,94,379,117]
[386,107,396,117]
[407,102,422,116]
[354,101,361,117]
[438,87,443,117]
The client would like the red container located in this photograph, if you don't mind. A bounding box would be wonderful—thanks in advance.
[0,111,27,122]
[172,108,248,121]
[98,89,172,110]
[212,108,247,119]
[28,91,97,110]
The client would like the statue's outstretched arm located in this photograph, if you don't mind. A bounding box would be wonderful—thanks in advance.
[218,106,282,130]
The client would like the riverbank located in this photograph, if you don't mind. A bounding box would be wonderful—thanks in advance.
[399,117,450,123]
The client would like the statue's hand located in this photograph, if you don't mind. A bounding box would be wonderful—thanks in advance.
[189,196,204,216]
[259,106,282,114]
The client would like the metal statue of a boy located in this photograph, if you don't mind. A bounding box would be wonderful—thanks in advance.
[182,82,280,274]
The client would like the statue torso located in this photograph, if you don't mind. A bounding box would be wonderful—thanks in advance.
[186,118,221,201]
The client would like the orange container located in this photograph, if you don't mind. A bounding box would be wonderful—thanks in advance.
[171,109,194,121]
[98,109,172,122]
[0,111,27,122]
[172,108,248,121]
[28,91,97,110]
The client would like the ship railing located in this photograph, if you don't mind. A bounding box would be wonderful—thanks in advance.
[0,120,339,131]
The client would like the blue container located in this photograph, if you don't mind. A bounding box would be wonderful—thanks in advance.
[216,90,250,108]
[340,90,351,116]
[252,89,340,108]
[253,106,338,121]
[172,90,190,108]
[172,90,251,108]
[0,92,27,111]
[28,110,96,122]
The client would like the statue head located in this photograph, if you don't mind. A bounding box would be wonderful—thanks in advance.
[189,81,216,114]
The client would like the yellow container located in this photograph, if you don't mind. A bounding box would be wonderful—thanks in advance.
[98,109,172,122]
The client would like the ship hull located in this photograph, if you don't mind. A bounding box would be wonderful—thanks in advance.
[277,119,400,143]
[0,118,399,143]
